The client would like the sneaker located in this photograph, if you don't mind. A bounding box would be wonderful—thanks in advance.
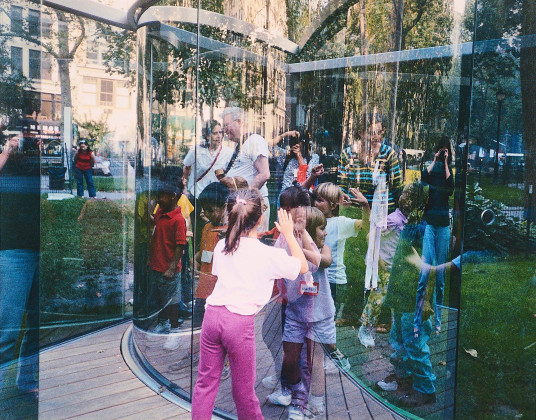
[288,404,305,420]
[329,348,351,370]
[221,360,231,381]
[399,390,436,407]
[267,387,291,406]
[305,395,325,418]
[358,325,375,347]
[377,373,412,392]
[163,327,182,350]
[152,319,171,334]
[262,374,279,389]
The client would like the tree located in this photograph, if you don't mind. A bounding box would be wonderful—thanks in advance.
[9,2,86,142]
[520,0,536,220]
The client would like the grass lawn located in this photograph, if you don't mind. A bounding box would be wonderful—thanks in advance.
[457,257,535,419]
[40,196,134,335]
[467,174,525,207]
[337,205,534,419]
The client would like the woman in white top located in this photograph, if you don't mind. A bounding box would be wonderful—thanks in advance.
[191,189,309,420]
[183,120,234,198]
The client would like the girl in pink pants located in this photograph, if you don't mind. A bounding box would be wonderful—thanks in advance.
[192,188,308,419]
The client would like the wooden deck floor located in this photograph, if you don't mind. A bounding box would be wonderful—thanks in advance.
[27,307,456,419]
[39,323,189,420]
[133,305,407,420]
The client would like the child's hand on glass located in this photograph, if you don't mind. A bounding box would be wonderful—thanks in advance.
[275,209,295,239]
[348,188,369,207]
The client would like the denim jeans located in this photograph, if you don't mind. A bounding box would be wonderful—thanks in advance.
[414,224,450,332]
[74,166,96,197]
[0,249,39,392]
[390,311,436,395]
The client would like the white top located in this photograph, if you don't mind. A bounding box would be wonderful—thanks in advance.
[325,216,358,284]
[207,237,302,315]
[183,145,234,198]
[227,134,270,197]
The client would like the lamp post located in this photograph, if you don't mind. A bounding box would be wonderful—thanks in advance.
[493,88,506,183]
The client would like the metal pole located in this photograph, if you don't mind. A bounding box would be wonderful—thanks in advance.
[493,99,503,183]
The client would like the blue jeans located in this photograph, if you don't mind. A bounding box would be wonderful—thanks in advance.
[0,249,39,392]
[74,167,96,197]
[414,224,450,332]
[390,311,436,395]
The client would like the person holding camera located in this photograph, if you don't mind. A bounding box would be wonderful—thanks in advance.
[413,136,454,337]
[0,131,40,401]
[271,130,319,197]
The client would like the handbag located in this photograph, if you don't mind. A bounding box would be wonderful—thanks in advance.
[195,271,218,299]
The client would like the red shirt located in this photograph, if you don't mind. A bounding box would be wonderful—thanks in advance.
[76,151,93,171]
[149,207,187,273]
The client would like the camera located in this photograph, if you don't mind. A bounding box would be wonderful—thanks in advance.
[438,149,447,161]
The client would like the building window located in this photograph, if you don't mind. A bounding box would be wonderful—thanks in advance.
[29,50,41,80]
[100,79,114,106]
[42,53,53,80]
[11,47,23,75]
[28,9,40,38]
[42,19,53,39]
[82,76,97,106]
[10,6,23,33]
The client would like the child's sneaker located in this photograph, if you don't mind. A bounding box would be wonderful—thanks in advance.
[163,327,182,350]
[305,395,325,418]
[288,404,305,420]
[152,319,171,334]
[221,360,231,380]
[329,348,351,370]
[267,387,291,406]
[261,374,279,389]
[358,325,375,347]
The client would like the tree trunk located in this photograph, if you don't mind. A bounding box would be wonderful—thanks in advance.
[520,0,536,221]
[58,57,72,144]
[388,0,404,146]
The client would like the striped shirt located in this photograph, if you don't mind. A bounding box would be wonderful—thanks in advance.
[337,143,402,213]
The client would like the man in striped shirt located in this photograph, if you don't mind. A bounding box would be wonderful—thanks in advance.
[337,117,402,213]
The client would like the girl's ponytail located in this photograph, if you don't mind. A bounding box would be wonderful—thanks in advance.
[223,188,263,254]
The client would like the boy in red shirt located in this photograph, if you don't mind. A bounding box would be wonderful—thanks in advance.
[149,181,187,334]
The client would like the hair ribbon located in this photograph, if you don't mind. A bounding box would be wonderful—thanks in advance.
[236,198,247,205]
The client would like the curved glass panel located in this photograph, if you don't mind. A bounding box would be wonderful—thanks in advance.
[132,0,535,419]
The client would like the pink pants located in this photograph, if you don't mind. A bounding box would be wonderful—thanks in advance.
[192,305,264,420]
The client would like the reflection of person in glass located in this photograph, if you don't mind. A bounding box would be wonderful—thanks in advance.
[273,186,320,418]
[358,183,416,348]
[379,182,437,407]
[0,131,40,400]
[338,114,402,320]
[313,182,369,320]
[191,190,308,420]
[182,120,234,199]
[414,137,454,336]
[271,130,319,196]
[149,181,187,334]
[222,107,271,231]
[74,139,96,197]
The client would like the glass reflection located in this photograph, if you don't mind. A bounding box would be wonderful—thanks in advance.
[133,0,532,419]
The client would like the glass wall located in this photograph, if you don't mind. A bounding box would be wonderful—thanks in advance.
[131,0,534,419]
[1,1,135,416]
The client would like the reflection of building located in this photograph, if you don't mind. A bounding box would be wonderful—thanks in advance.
[2,1,136,154]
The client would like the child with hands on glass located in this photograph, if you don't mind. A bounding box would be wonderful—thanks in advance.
[192,188,308,420]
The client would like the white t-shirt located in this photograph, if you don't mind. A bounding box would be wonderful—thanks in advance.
[207,237,302,315]
[227,134,269,197]
[325,216,358,284]
[183,145,234,198]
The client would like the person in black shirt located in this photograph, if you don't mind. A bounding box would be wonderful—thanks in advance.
[413,137,454,336]
[0,131,40,401]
